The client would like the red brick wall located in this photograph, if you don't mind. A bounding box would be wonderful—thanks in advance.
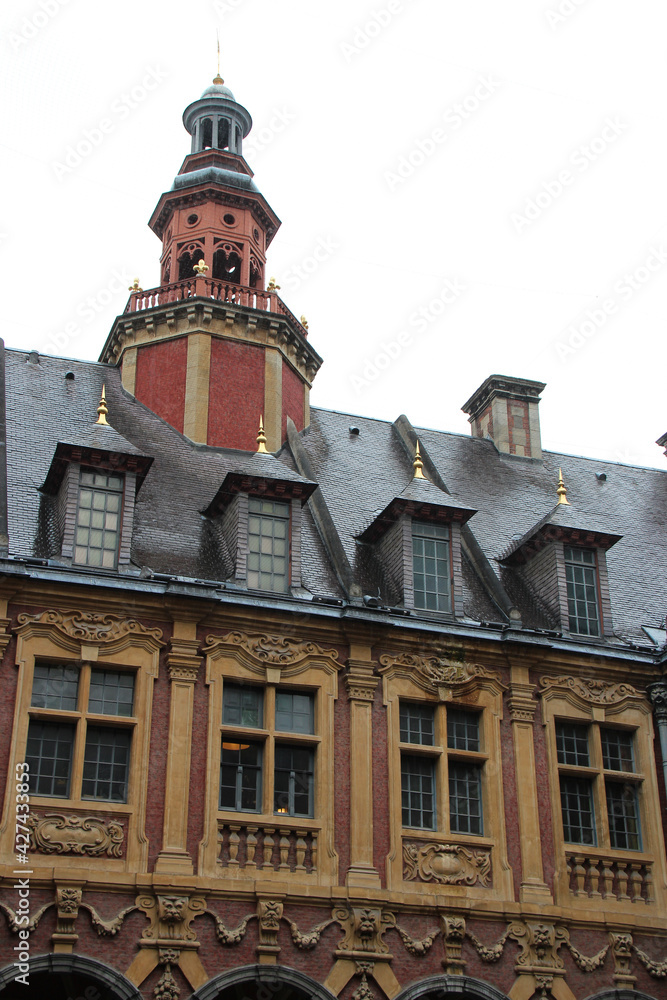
[207,338,265,450]
[134,338,188,435]
[282,360,305,440]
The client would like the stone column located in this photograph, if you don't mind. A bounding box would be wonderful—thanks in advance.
[345,643,381,889]
[508,664,552,903]
[155,614,203,875]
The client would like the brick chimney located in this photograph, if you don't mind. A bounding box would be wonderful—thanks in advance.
[462,375,546,459]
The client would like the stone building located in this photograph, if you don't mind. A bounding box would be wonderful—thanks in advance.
[0,73,666,1000]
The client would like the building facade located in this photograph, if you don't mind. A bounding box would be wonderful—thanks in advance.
[0,74,666,1000]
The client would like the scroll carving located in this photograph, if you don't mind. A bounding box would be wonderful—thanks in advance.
[333,905,396,956]
[539,676,639,705]
[16,609,163,645]
[403,842,491,886]
[380,651,501,691]
[204,631,339,669]
[27,813,124,857]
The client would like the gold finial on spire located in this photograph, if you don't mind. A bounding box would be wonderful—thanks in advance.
[193,258,209,276]
[556,468,570,505]
[267,276,281,292]
[96,385,109,426]
[128,278,142,293]
[213,31,224,85]
[300,315,309,330]
[413,440,426,479]
[256,416,268,454]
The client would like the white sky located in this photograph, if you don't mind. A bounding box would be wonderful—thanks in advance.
[2,0,666,470]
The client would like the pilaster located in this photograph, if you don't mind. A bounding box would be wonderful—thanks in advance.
[264,347,282,451]
[345,643,381,889]
[508,663,552,903]
[121,345,137,395]
[183,332,212,443]
[154,614,203,875]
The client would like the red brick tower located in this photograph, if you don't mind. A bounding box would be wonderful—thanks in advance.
[100,75,321,452]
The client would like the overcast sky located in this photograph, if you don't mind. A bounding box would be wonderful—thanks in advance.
[2,0,666,472]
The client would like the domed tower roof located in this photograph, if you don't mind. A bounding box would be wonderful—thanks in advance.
[182,74,252,158]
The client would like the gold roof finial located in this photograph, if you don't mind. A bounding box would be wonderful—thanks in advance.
[556,468,570,505]
[128,278,142,293]
[213,32,224,85]
[96,385,109,426]
[256,416,268,454]
[267,276,281,292]
[193,258,209,275]
[413,440,426,479]
[300,315,309,330]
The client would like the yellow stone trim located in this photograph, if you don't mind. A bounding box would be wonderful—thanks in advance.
[264,347,282,451]
[121,346,137,395]
[183,332,212,443]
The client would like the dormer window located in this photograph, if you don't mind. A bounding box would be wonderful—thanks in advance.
[74,468,124,569]
[412,521,452,612]
[564,546,601,636]
[247,498,290,593]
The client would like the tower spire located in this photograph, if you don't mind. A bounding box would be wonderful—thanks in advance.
[213,31,223,85]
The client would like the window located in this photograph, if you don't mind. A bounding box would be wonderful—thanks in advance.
[564,546,601,636]
[412,521,452,612]
[25,662,135,803]
[74,468,124,569]
[556,721,641,851]
[220,682,316,818]
[399,702,484,834]
[247,498,290,593]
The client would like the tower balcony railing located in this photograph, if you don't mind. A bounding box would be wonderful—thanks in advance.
[124,276,308,339]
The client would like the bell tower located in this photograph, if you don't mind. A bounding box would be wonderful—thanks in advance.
[100,74,321,452]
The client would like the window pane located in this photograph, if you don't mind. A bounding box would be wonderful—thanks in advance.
[401,754,435,829]
[449,761,483,834]
[274,744,313,817]
[559,776,596,845]
[219,741,262,811]
[31,663,79,711]
[26,721,74,797]
[606,782,641,850]
[447,709,480,751]
[556,722,590,766]
[275,691,314,734]
[247,498,290,594]
[74,468,123,570]
[564,546,600,636]
[222,684,263,728]
[88,670,134,716]
[601,729,635,773]
[399,703,434,745]
[82,727,131,802]
[412,522,451,612]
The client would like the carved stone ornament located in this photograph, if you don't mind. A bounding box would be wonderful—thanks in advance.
[333,905,396,956]
[634,945,667,979]
[80,901,137,936]
[154,968,180,1000]
[16,609,164,645]
[539,675,639,705]
[509,921,568,972]
[257,899,283,949]
[403,842,491,887]
[379,651,502,694]
[56,887,81,915]
[648,681,667,720]
[609,932,636,987]
[441,915,466,974]
[0,900,54,934]
[288,917,333,950]
[137,893,206,944]
[351,972,376,1000]
[204,630,339,670]
[395,924,440,957]
[467,926,510,963]
[28,813,125,857]
[205,909,254,945]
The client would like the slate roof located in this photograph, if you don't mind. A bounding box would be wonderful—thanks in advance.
[3,346,666,649]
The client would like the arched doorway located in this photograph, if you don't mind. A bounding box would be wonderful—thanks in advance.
[0,954,141,1000]
[191,964,337,1000]
[393,975,511,1000]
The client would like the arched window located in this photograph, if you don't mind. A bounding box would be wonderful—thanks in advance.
[217,118,230,150]
[201,117,213,149]
[212,245,241,284]
[178,244,204,280]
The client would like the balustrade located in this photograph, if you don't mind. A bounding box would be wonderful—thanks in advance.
[566,852,653,903]
[217,822,318,875]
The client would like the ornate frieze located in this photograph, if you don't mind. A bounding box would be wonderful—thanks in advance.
[16,609,163,646]
[204,630,339,672]
[27,813,125,857]
[539,675,640,705]
[403,841,491,887]
[379,651,504,697]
